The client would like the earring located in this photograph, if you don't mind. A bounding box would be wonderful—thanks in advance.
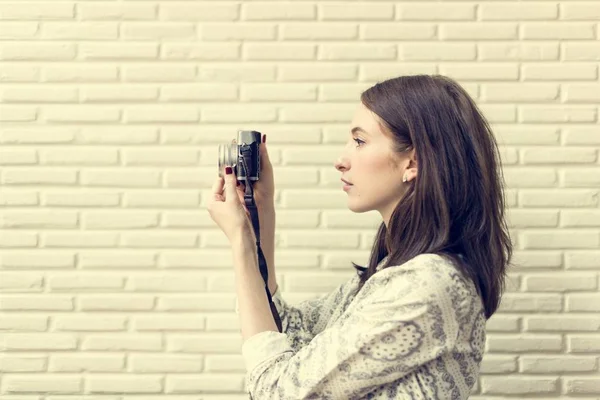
[402,173,408,183]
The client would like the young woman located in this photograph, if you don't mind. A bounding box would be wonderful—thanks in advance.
[216,74,513,399]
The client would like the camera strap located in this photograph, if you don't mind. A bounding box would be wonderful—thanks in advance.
[240,148,283,334]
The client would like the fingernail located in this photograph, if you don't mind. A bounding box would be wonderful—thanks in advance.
[262,134,267,144]
[225,166,232,175]
[236,180,240,186]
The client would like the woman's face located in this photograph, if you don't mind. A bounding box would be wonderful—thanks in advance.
[335,103,416,228]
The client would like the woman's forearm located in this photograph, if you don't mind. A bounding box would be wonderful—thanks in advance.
[231,226,279,342]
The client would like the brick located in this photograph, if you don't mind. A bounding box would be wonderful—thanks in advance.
[480,355,517,374]
[568,335,600,353]
[81,86,158,103]
[523,64,598,80]
[167,374,245,393]
[82,334,162,351]
[520,355,597,373]
[506,209,558,228]
[523,23,595,39]
[54,316,126,331]
[167,333,242,353]
[498,293,563,313]
[0,65,40,82]
[2,375,81,394]
[124,106,198,123]
[0,334,76,351]
[280,104,355,122]
[163,43,240,60]
[483,83,560,102]
[202,105,276,122]
[0,3,74,20]
[481,377,558,395]
[565,252,600,270]
[0,43,75,61]
[520,106,597,122]
[87,376,162,394]
[562,169,600,187]
[0,22,38,39]
[0,252,75,269]
[481,3,558,20]
[241,83,317,101]
[49,354,124,373]
[440,23,518,40]
[503,168,557,188]
[282,232,359,249]
[44,233,119,248]
[565,84,600,103]
[160,4,238,21]
[321,3,394,20]
[41,22,118,40]
[1,86,78,103]
[523,273,598,292]
[280,64,357,81]
[283,23,358,40]
[319,44,396,60]
[520,190,598,208]
[361,23,435,40]
[79,3,156,20]
[527,315,600,332]
[79,295,155,311]
[397,4,475,20]
[486,315,520,332]
[285,273,353,292]
[564,43,600,61]
[487,334,563,353]
[563,127,600,145]
[121,22,195,40]
[439,64,518,80]
[129,355,203,372]
[567,294,600,312]
[480,43,559,61]
[198,64,276,82]
[402,44,476,61]
[522,231,600,250]
[244,43,315,60]
[565,378,600,395]
[562,210,600,228]
[200,23,276,41]
[43,65,118,82]
[44,106,121,123]
[562,3,600,20]
[242,3,315,20]
[0,354,46,372]
[79,43,157,60]
[522,148,597,164]
[133,317,205,332]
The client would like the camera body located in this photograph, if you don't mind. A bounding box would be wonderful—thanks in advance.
[218,130,261,182]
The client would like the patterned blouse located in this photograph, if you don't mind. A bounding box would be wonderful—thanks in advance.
[237,253,486,399]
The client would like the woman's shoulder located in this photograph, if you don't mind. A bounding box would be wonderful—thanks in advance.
[374,253,481,306]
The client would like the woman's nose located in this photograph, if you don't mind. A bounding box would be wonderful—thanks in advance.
[335,157,347,172]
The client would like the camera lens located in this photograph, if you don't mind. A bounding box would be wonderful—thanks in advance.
[218,140,237,178]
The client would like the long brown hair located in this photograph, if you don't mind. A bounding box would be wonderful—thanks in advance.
[352,75,513,319]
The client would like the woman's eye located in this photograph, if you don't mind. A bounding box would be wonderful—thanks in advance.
[353,138,365,147]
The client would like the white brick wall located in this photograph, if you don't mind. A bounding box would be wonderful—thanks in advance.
[0,0,599,398]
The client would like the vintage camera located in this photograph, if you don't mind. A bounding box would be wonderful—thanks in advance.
[218,130,261,182]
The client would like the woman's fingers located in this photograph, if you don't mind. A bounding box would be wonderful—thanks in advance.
[212,176,225,201]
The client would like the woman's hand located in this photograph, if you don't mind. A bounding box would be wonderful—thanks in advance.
[208,166,256,244]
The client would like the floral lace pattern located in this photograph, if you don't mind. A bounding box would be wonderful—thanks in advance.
[239,253,486,399]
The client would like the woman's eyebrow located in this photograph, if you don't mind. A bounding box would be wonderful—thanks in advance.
[351,127,369,136]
